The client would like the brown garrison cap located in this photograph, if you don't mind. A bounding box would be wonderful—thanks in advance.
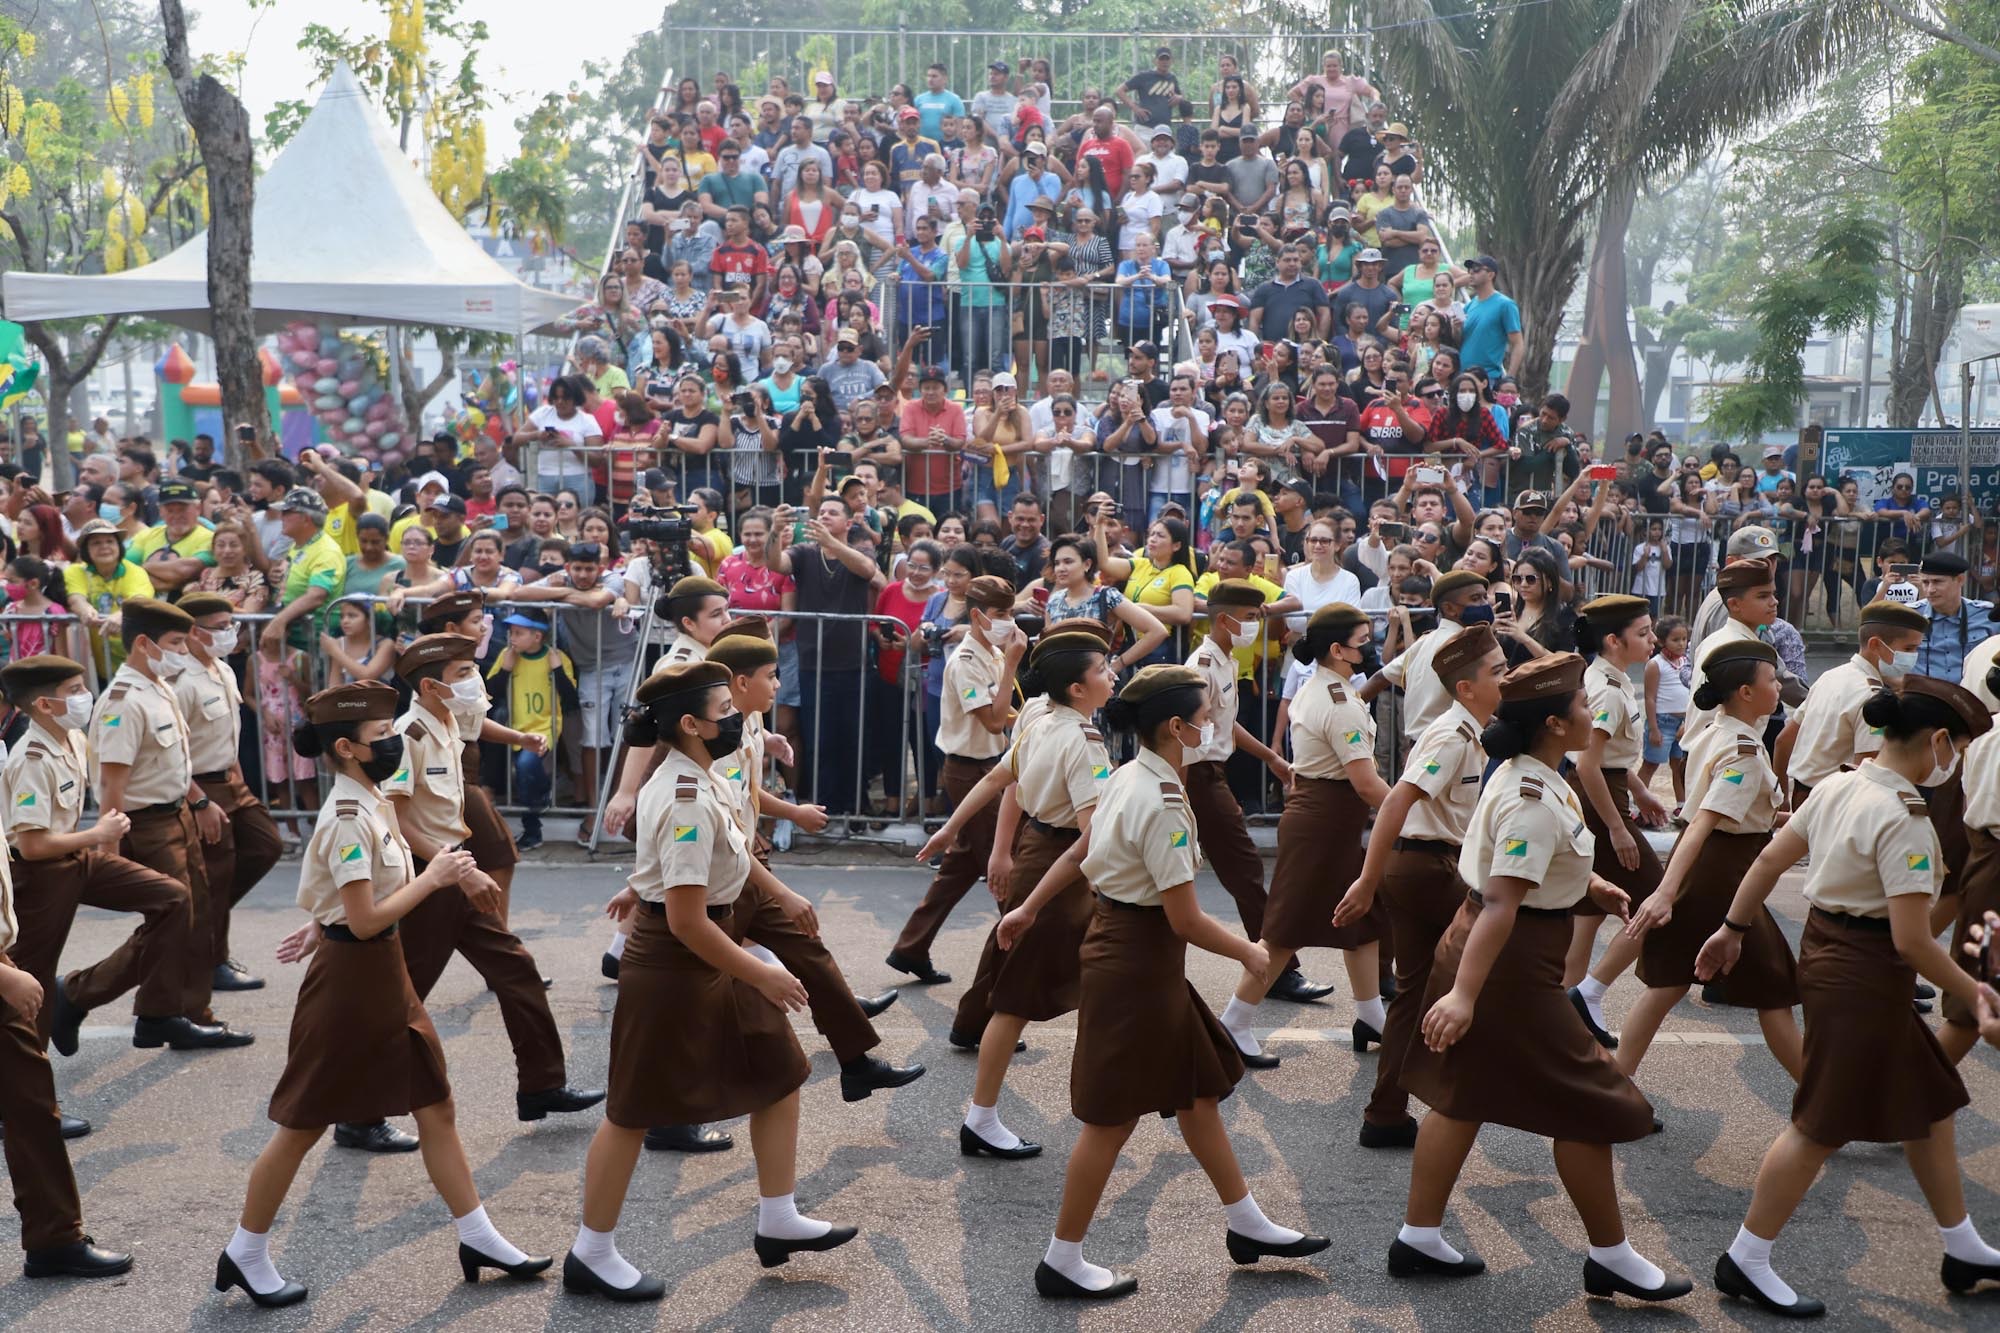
[1307,602,1370,640]
[965,575,1017,612]
[1204,578,1266,611]
[713,615,773,645]
[176,593,235,619]
[1499,651,1586,702]
[121,596,194,641]
[1699,638,1778,673]
[1857,598,1929,637]
[1117,663,1204,703]
[418,590,486,630]
[1033,629,1111,665]
[707,631,779,673]
[1715,559,1776,592]
[1897,674,1993,738]
[1578,593,1650,630]
[1432,622,1500,682]
[305,680,399,724]
[1429,570,1485,604]
[396,633,475,680]
[0,654,85,703]
[636,659,730,706]
[1039,617,1113,648]
[666,575,727,602]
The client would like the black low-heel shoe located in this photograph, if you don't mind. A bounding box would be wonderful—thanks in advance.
[1714,1252,1825,1317]
[959,1123,1042,1159]
[1567,987,1618,1049]
[560,1251,664,1301]
[1357,1117,1419,1149]
[1583,1257,1692,1302]
[949,1029,1026,1052]
[459,1242,553,1283]
[1225,1230,1331,1265]
[214,1252,307,1308]
[1387,1238,1485,1278]
[1033,1259,1137,1300]
[1232,1039,1280,1069]
[1352,1020,1383,1052]
[753,1224,857,1268]
[1942,1252,2000,1294]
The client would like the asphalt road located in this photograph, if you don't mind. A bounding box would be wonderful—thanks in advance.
[5,852,2000,1332]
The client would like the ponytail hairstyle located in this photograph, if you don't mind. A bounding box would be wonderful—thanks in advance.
[1859,687,1979,744]
[1102,680,1205,749]
[1018,646,1106,705]
[623,661,730,748]
[1290,603,1369,666]
[1480,689,1580,763]
[1690,657,1769,712]
[1988,662,2000,703]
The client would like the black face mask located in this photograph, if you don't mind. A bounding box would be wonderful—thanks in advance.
[1353,640,1382,675]
[703,712,746,762]
[1458,603,1495,627]
[352,735,405,784]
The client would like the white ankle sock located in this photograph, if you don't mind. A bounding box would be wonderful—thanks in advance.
[756,1193,832,1242]
[964,1101,1022,1151]
[1397,1222,1463,1263]
[744,942,781,967]
[225,1225,287,1296]
[1220,997,1262,1055]
[1222,1191,1301,1245]
[1044,1236,1115,1291]
[1588,1238,1664,1290]
[606,932,628,960]
[1355,995,1387,1031]
[454,1204,528,1266]
[570,1223,642,1289]
[1727,1225,1798,1305]
[1940,1216,2000,1265]
[1575,975,1610,1029]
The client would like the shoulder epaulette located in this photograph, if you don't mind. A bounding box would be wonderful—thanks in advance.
[333,800,362,817]
[1456,721,1479,744]
[22,741,52,761]
[674,776,702,802]
[1158,780,1185,806]
[105,684,130,701]
[1736,739,1761,757]
[1902,792,1930,816]
[1519,775,1546,801]
[1326,679,1349,703]
[1081,725,1103,744]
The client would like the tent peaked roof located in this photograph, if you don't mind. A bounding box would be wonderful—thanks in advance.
[1,63,576,335]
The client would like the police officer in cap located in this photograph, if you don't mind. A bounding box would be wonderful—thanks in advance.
[1913,550,1995,682]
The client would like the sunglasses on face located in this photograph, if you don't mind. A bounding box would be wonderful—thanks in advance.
[1305,535,1334,545]
[1511,573,1539,585]
[1415,531,1440,543]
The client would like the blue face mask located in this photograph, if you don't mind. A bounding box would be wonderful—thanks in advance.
[98,502,123,522]
[1457,602,1495,626]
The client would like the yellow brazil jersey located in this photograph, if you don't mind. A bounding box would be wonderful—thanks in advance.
[489,646,574,747]
[126,522,215,564]
[61,559,156,667]
[388,511,437,550]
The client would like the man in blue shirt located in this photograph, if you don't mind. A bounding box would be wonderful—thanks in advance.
[913,64,965,143]
[1459,254,1522,380]
[1114,232,1173,345]
[895,216,951,345]
[1914,550,1995,680]
[1002,144,1063,237]
[1870,471,1933,545]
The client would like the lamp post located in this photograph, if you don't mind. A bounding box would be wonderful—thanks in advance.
[1961,351,2000,507]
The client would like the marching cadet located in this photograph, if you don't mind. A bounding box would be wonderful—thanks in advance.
[886,576,1024,986]
[1357,570,1495,745]
[1335,622,1505,1149]
[1681,560,1796,748]
[995,665,1326,1301]
[1217,604,1388,1070]
[1563,595,1668,1049]
[1618,640,1801,1083]
[1182,579,1331,1005]
[1390,653,1689,1305]
[0,794,134,1281]
[218,682,548,1309]
[172,593,284,994]
[1697,675,1999,1318]
[76,597,251,1048]
[1938,659,2000,1064]
[1776,599,1928,805]
[566,662,854,1303]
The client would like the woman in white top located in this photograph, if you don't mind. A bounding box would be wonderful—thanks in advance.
[1281,516,1362,634]
[846,160,902,249]
[514,374,604,505]
[1116,163,1164,257]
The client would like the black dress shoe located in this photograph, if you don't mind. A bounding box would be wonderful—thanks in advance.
[1232,1039,1280,1070]
[856,989,899,1019]
[600,951,620,981]
[1583,1257,1692,1302]
[333,1120,419,1153]
[133,1015,254,1050]
[58,1112,91,1140]
[23,1237,132,1279]
[212,959,265,991]
[213,1251,307,1307]
[1943,1252,2000,1293]
[1700,979,1729,1005]
[1567,987,1618,1049]
[541,975,554,989]
[1387,1238,1486,1278]
[948,1029,1025,1052]
[753,1224,857,1268]
[644,1123,733,1152]
[883,950,951,984]
[959,1123,1042,1159]
[1714,1252,1824,1316]
[1358,1117,1419,1149]
[1352,1019,1383,1052]
[516,1086,607,1121]
[1915,981,1937,1000]
[458,1242,553,1282]
[1266,971,1336,1003]
[1914,997,1935,1014]
[50,978,84,1058]
[1652,1116,1665,1135]
[561,1251,664,1302]
[1034,1259,1137,1300]
[1225,1229,1331,1264]
[839,1055,925,1102]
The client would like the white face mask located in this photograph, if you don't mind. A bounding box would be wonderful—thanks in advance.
[1456,392,1477,412]
[1882,647,1919,678]
[156,648,193,677]
[842,213,861,227]
[984,617,1016,645]
[61,692,93,730]
[447,675,490,713]
[1184,720,1216,750]
[205,625,239,656]
[771,357,793,375]
[1924,732,1960,788]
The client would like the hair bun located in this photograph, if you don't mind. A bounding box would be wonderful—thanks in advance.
[290,722,326,760]
[1859,689,1901,730]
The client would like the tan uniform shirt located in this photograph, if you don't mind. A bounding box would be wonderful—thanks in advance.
[295,773,414,927]
[647,634,708,680]
[712,716,766,839]
[1398,702,1485,844]
[1790,763,1941,919]
[1459,753,1596,911]
[1683,617,1768,746]
[937,639,1009,760]
[1789,654,1887,789]
[89,663,193,808]
[1965,725,2000,834]
[3,725,89,841]
[0,811,18,954]
[1184,636,1239,765]
[1378,618,1462,741]
[1965,633,2000,712]
[1586,657,1644,770]
[629,748,752,906]
[1288,665,1376,780]
[1080,746,1200,906]
[380,707,470,849]
[170,655,242,776]
[1008,703,1111,828]
[1683,714,1779,835]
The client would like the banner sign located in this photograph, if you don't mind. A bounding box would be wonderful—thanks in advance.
[1819,428,2000,511]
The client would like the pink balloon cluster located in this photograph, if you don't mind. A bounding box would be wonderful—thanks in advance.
[273,321,410,466]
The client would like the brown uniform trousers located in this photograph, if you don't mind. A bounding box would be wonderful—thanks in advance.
[1363,843,1470,1128]
[738,869,880,1064]
[397,869,566,1096]
[8,850,192,1044]
[0,987,85,1251]
[122,805,214,1019]
[891,755,999,963]
[194,773,284,970]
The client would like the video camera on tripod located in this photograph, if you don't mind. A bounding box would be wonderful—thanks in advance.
[620,499,700,581]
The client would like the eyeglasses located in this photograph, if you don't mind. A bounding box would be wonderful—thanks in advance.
[1052,407,1075,417]
[1304,535,1334,545]
[1510,573,1539,585]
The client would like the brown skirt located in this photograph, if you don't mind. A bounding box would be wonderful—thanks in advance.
[1792,909,1969,1146]
[1943,827,2000,1030]
[1566,768,1662,918]
[605,900,811,1129]
[1636,829,1799,1008]
[267,928,451,1129]
[461,747,520,871]
[987,824,1095,1023]
[1264,776,1385,950]
[1926,769,1970,901]
[954,821,1084,1036]
[1072,896,1243,1126]
[1399,897,1655,1143]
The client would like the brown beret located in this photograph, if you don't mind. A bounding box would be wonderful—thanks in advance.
[965,575,1016,612]
[176,593,235,619]
[1898,674,1993,739]
[1857,599,1929,637]
[707,633,779,674]
[1699,638,1778,675]
[305,680,399,725]
[1204,578,1266,611]
[121,596,194,641]
[1432,622,1500,683]
[396,633,475,681]
[1715,559,1775,592]
[0,654,86,703]
[418,590,485,630]
[1032,630,1111,666]
[635,658,730,707]
[1039,617,1113,648]
[1499,651,1586,702]
[1307,602,1370,640]
[1578,593,1650,630]
[1430,570,1486,604]
[1117,663,1204,703]
[665,575,727,603]
[713,615,773,645]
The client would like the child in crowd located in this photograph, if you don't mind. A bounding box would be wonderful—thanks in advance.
[2,556,70,660]
[486,609,577,852]
[256,630,318,840]
[319,597,397,684]
[1641,615,1691,813]
[1630,518,1669,618]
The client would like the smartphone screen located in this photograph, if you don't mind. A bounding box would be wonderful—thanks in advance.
[1588,462,1619,481]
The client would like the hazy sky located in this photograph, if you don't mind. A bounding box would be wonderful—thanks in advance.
[189,0,659,163]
